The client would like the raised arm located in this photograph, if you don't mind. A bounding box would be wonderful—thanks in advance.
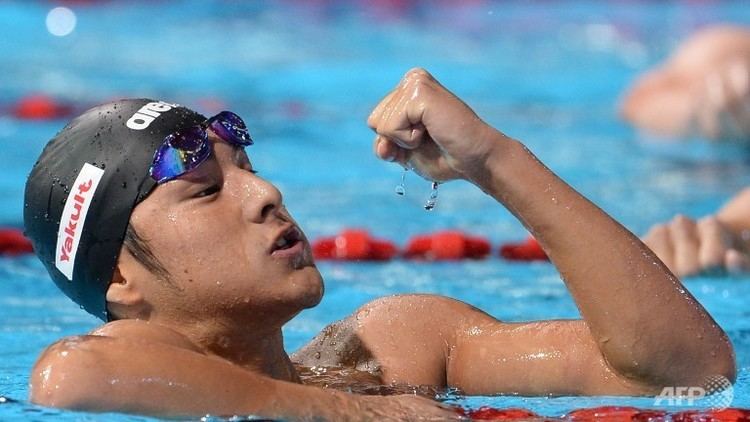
[29,334,456,420]
[368,68,735,390]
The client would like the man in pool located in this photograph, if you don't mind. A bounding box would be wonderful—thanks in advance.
[25,69,735,420]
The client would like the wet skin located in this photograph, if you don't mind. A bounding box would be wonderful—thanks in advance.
[29,69,736,420]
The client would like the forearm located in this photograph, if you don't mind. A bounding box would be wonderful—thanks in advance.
[471,133,735,385]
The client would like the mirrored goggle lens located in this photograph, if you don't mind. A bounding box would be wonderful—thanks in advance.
[149,126,211,183]
[208,111,253,146]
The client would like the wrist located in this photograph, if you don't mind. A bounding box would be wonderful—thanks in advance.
[463,130,527,197]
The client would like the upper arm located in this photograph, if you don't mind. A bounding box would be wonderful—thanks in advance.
[351,295,484,386]
[448,318,654,396]
[355,295,653,396]
[330,295,655,396]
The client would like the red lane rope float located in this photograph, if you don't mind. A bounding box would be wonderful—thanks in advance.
[565,406,659,421]
[404,230,491,260]
[12,94,73,120]
[671,408,750,422]
[0,228,33,256]
[456,406,539,420]
[499,235,549,261]
[453,406,750,421]
[313,230,546,262]
[312,229,397,261]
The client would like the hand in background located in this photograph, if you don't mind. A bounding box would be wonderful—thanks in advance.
[642,214,750,277]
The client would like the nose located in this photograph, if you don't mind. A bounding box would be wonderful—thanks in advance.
[231,170,284,223]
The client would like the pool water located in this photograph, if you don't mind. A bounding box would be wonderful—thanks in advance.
[2,0,750,420]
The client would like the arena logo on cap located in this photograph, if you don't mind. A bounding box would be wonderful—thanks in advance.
[55,163,105,280]
[125,101,178,130]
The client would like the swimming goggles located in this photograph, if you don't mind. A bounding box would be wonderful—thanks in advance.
[149,111,253,183]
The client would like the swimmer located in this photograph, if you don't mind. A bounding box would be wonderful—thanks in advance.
[642,188,750,277]
[620,25,750,276]
[25,69,735,420]
[621,25,750,142]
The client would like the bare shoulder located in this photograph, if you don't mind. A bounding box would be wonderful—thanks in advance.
[355,294,496,323]
[294,294,497,386]
[29,321,203,409]
[29,334,119,408]
[90,319,201,352]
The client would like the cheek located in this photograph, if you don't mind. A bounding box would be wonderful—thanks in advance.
[150,209,272,285]
[140,209,234,275]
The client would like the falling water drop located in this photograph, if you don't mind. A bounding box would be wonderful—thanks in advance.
[394,167,407,196]
[424,182,439,211]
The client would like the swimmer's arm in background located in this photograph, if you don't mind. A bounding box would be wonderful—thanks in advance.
[369,68,735,391]
[717,187,750,238]
[642,187,750,277]
[28,335,456,420]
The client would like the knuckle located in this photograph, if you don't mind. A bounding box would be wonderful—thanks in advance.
[698,216,722,232]
[405,67,432,82]
[671,214,694,229]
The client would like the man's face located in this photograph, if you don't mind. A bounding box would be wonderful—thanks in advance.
[124,133,323,327]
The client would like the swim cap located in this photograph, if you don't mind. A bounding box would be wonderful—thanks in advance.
[24,99,206,320]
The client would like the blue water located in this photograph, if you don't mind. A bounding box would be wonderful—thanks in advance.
[2,0,750,420]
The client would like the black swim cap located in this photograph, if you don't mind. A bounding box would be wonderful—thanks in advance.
[24,99,206,320]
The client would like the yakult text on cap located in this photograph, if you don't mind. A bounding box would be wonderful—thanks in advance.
[55,163,105,280]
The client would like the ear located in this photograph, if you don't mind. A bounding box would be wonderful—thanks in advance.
[106,251,148,318]
[106,267,144,306]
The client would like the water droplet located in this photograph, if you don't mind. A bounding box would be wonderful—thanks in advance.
[395,167,407,196]
[424,182,439,211]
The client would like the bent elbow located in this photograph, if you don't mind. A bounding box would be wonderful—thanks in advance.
[705,339,737,384]
[607,332,737,390]
[670,334,737,388]
[690,332,737,385]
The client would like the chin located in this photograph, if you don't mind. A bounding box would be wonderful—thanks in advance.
[299,267,325,309]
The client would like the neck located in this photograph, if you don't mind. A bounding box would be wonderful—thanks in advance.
[180,320,300,383]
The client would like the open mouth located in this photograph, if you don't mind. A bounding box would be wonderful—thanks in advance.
[272,226,302,253]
